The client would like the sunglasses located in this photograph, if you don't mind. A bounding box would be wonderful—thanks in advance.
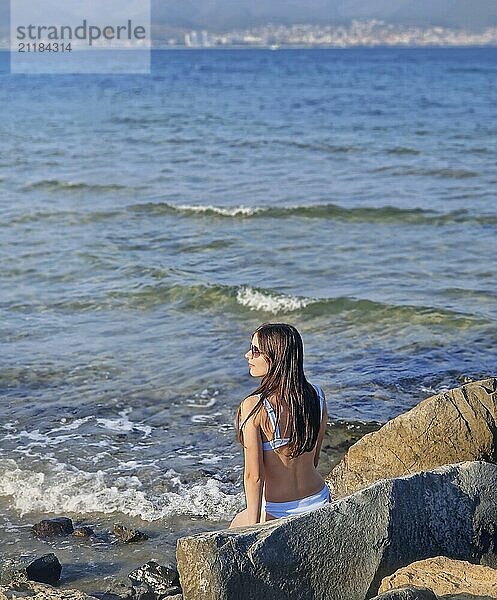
[250,344,261,358]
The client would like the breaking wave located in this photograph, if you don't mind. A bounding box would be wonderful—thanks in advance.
[130,202,497,225]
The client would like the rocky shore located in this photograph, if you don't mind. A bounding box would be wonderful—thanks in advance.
[2,378,496,600]
[0,420,377,599]
[0,522,182,600]
[177,377,497,599]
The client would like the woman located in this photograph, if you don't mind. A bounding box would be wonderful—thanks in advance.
[229,323,329,528]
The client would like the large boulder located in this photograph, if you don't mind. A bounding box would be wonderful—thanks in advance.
[326,378,497,498]
[176,461,497,600]
[379,556,497,599]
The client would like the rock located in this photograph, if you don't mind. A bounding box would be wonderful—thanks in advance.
[319,420,382,476]
[371,587,438,599]
[128,561,180,593]
[326,378,497,498]
[96,583,134,599]
[1,554,61,587]
[0,568,27,587]
[73,526,95,538]
[176,461,497,600]
[129,584,156,600]
[127,561,181,599]
[26,553,62,585]
[0,579,93,598]
[32,517,74,537]
[379,556,497,598]
[113,524,149,543]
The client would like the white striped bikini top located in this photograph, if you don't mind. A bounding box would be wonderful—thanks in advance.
[261,384,325,451]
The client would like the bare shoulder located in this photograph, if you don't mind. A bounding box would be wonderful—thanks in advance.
[239,394,262,424]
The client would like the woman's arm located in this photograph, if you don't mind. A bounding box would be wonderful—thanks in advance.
[229,395,264,528]
[314,392,327,468]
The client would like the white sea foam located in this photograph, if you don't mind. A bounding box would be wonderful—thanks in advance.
[186,389,218,408]
[176,204,262,217]
[4,429,82,447]
[96,409,152,437]
[0,459,242,521]
[3,412,151,451]
[420,384,451,395]
[191,413,222,424]
[2,422,18,431]
[47,416,94,435]
[236,286,313,314]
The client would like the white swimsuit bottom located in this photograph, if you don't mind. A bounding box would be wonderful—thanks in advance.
[263,484,330,519]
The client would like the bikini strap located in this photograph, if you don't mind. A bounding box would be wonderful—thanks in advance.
[261,396,282,439]
[312,384,325,417]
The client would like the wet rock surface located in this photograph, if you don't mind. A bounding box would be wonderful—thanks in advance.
[32,517,74,537]
[128,561,180,599]
[26,553,62,586]
[1,553,62,587]
[113,524,149,544]
[72,526,95,538]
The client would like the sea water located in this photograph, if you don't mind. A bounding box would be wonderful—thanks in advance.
[0,47,496,592]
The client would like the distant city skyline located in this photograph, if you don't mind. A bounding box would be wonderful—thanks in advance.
[2,1,497,45]
[174,21,497,49]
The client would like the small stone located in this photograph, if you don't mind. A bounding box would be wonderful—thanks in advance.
[96,582,134,599]
[113,524,148,543]
[32,517,74,537]
[25,553,62,586]
[128,561,179,592]
[72,526,95,538]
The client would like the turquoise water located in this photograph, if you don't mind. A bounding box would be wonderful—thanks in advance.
[0,47,496,592]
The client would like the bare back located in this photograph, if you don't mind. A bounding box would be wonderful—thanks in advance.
[259,391,327,503]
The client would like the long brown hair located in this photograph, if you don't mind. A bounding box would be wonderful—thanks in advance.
[236,323,321,458]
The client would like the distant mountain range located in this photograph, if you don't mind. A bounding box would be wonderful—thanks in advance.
[152,0,497,31]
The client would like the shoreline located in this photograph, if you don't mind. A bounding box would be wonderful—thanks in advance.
[0,419,380,595]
